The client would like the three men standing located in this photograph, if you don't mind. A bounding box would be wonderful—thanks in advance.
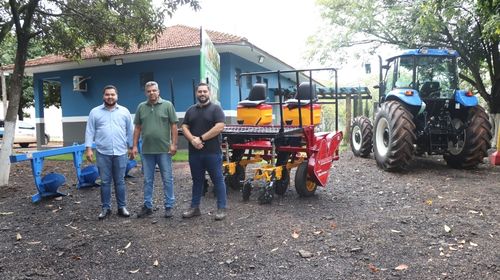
[85,81,227,221]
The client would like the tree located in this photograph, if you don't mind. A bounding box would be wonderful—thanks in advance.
[309,0,499,114]
[0,0,200,187]
[1,33,60,120]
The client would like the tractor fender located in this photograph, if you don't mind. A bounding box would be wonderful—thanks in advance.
[454,90,478,107]
[385,89,422,107]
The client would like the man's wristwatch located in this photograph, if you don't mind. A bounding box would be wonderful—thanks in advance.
[199,135,204,142]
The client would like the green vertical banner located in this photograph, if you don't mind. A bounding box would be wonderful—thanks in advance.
[200,26,221,103]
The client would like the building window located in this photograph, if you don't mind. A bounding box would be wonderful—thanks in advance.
[140,72,154,89]
[256,76,262,83]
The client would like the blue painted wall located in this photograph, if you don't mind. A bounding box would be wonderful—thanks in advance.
[33,53,296,118]
[32,52,300,144]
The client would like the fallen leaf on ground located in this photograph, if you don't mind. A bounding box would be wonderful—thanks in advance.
[129,269,139,274]
[368,263,380,272]
[271,247,279,252]
[16,233,22,241]
[395,264,408,271]
[0,212,14,215]
[313,230,323,235]
[468,210,479,214]
[444,225,451,232]
[425,199,432,205]
[391,229,401,233]
[469,242,478,247]
[298,249,313,258]
[54,196,62,201]
[27,241,41,245]
[124,242,131,249]
[153,260,159,267]
[291,231,300,239]
[330,222,337,229]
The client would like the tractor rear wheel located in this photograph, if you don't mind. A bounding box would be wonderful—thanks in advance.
[373,101,416,171]
[444,106,492,169]
[350,116,373,157]
[295,162,317,197]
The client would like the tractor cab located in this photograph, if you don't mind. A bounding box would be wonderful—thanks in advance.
[378,48,466,114]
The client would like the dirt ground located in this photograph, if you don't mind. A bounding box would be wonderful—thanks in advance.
[0,151,499,280]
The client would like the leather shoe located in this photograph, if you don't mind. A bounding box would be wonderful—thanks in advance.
[118,207,130,217]
[182,207,201,218]
[164,207,173,218]
[214,208,226,221]
[98,208,111,220]
[137,206,153,218]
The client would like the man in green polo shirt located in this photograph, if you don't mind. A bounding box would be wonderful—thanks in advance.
[132,81,178,218]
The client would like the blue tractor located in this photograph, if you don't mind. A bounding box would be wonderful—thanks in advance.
[350,48,492,171]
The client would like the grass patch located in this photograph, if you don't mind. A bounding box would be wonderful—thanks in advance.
[46,150,189,162]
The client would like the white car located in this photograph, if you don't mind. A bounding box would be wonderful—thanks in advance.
[0,120,50,148]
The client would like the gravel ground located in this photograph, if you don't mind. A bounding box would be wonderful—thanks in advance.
[0,151,499,279]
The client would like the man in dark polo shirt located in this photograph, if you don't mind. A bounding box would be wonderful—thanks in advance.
[132,81,178,218]
[181,82,227,221]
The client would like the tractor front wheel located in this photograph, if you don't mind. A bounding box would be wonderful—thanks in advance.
[373,101,416,171]
[444,106,491,169]
[350,116,373,157]
[294,162,317,197]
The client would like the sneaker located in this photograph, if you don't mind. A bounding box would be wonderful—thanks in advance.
[164,207,173,218]
[137,206,153,218]
[214,208,226,221]
[182,207,201,219]
[98,208,111,220]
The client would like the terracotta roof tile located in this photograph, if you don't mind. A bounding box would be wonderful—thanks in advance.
[24,25,246,67]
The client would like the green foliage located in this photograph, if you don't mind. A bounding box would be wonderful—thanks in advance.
[311,0,500,113]
[0,0,200,185]
[0,34,59,119]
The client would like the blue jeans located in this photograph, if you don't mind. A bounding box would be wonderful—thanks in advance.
[188,153,227,209]
[95,152,128,210]
[142,153,175,209]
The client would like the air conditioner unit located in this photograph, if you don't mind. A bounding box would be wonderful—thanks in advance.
[73,76,88,92]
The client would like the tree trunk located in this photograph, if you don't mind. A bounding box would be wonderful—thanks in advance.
[0,34,29,187]
[489,79,500,114]
[490,113,500,148]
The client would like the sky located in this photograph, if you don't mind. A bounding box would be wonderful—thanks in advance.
[167,0,323,69]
